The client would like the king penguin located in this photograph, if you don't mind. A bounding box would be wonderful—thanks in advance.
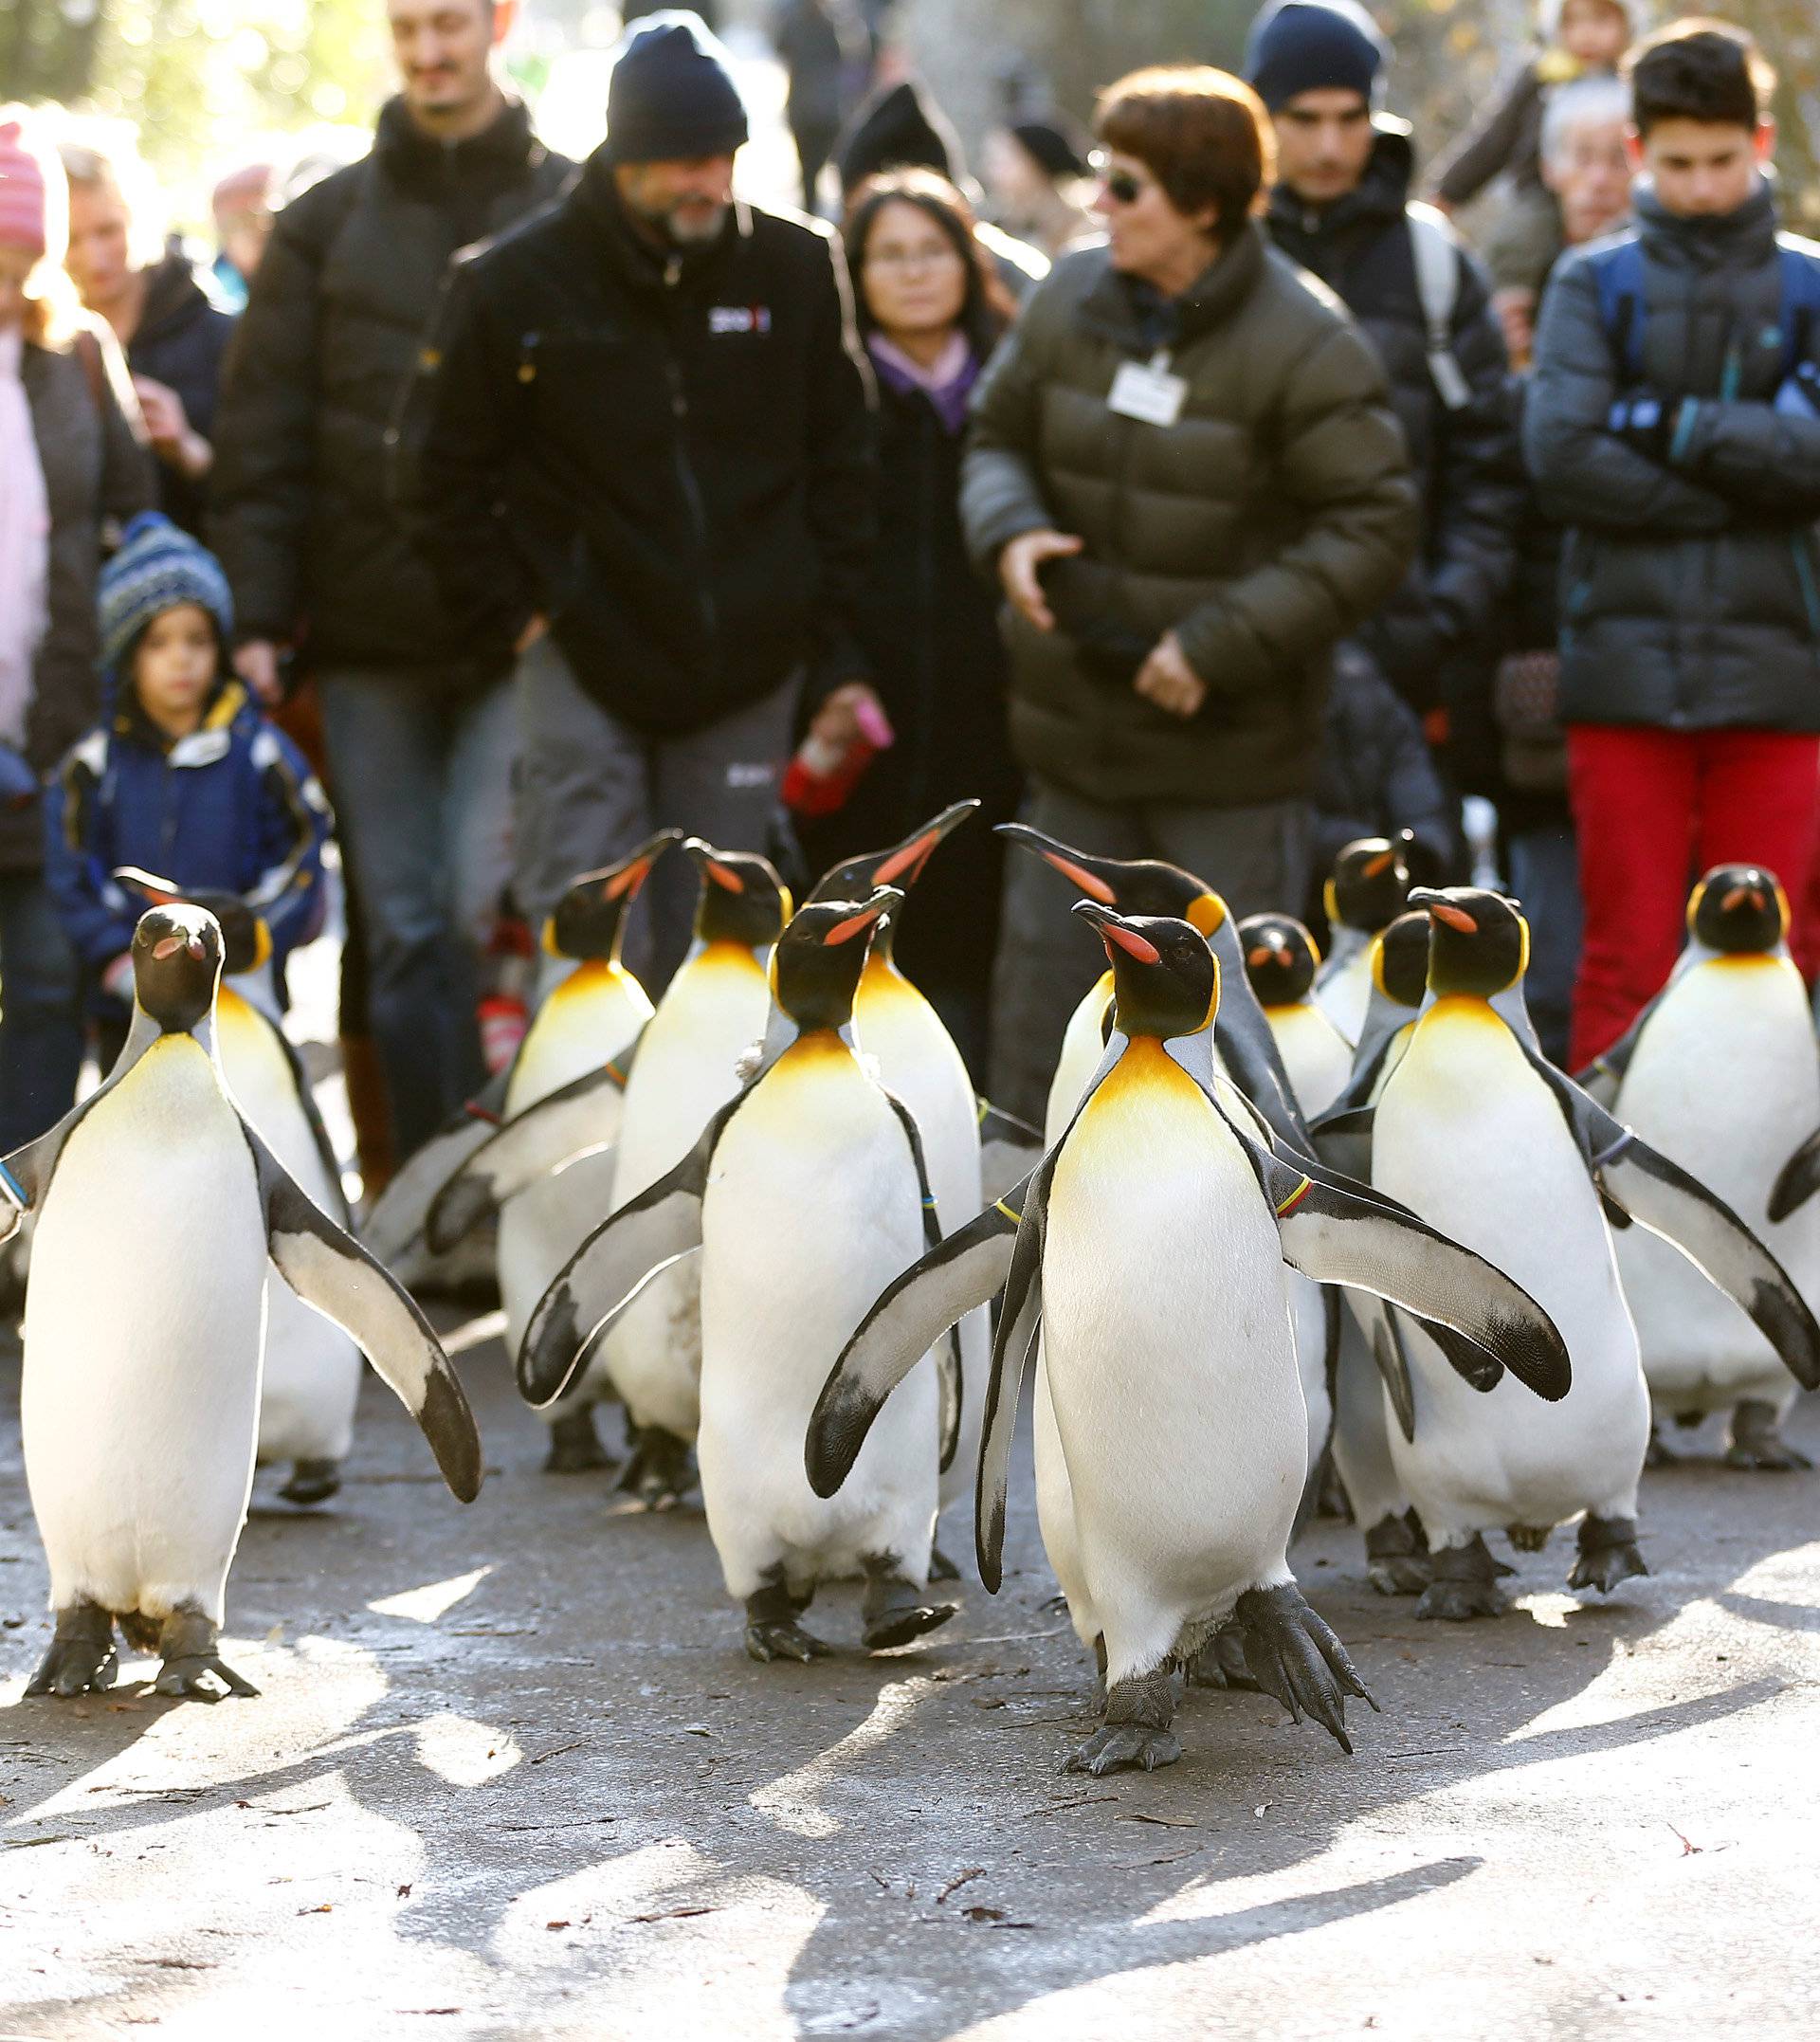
[1314,834,1414,1047]
[808,904,1573,1774]
[1366,887,1820,1617]
[1239,913,1354,1121]
[113,872,360,1507]
[3,904,482,1700]
[1583,865,1820,1469]
[519,893,956,1660]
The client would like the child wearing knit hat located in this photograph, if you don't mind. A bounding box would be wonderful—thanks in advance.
[43,512,332,1045]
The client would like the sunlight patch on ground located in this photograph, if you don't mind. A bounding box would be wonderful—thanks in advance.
[748,1675,934,1840]
[369,1566,493,1624]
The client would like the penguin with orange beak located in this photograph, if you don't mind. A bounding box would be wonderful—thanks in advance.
[807,902,1575,1773]
[1314,834,1414,1047]
[1363,886,1820,1616]
[1239,913,1354,1121]
[1580,866,1820,1469]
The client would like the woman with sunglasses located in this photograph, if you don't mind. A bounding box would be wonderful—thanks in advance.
[962,64,1420,1120]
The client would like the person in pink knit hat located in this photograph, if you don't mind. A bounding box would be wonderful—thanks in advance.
[0,108,151,1168]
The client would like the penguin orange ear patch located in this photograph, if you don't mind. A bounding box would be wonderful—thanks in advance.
[1101,922,1161,964]
[1042,853,1117,905]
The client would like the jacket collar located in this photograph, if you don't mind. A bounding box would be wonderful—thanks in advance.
[1079,219,1268,354]
[133,245,232,349]
[570,148,753,294]
[1633,176,1778,273]
[115,675,246,758]
[1265,118,1414,242]
[373,93,543,191]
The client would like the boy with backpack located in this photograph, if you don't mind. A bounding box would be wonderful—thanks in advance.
[1525,18,1820,1067]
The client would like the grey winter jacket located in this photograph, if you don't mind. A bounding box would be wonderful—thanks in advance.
[7,329,155,872]
[961,226,1419,809]
[1525,183,1820,731]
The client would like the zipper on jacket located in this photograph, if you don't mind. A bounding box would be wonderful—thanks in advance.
[663,264,719,651]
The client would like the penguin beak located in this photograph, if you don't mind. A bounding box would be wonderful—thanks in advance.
[1073,900,1160,964]
[867,800,979,889]
[823,887,903,946]
[114,865,182,904]
[997,823,1119,905]
[1364,848,1398,880]
[1410,888,1478,936]
[599,829,681,900]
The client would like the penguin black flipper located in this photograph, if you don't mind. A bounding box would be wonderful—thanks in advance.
[248,1128,483,1501]
[806,1181,1028,1500]
[879,1088,964,1473]
[1308,1103,1377,1184]
[361,1069,512,1265]
[427,1050,639,1254]
[1521,1046,1820,1392]
[974,1160,1052,1595]
[518,1089,750,1411]
[269,1021,352,1226]
[1770,1127,1820,1223]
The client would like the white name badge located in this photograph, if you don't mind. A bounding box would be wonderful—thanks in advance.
[1108,355,1188,428]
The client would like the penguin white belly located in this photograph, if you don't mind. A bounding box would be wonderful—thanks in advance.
[215,994,360,1465]
[856,962,989,1517]
[23,1038,266,1625]
[697,1040,938,1597]
[1042,1045,1305,1682]
[1315,939,1371,1047]
[500,963,647,1363]
[1374,1003,1649,1541]
[602,944,770,1438]
[1266,1002,1354,1121]
[1614,959,1820,1415]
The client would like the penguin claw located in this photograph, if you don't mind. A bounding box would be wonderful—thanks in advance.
[1063,1724,1182,1776]
[863,1601,956,1653]
[1567,1514,1649,1595]
[1363,1513,1431,1596]
[542,1407,617,1475]
[1724,1440,1813,1471]
[1234,1585,1375,1753]
[1184,1621,1256,1690]
[155,1654,260,1701]
[279,1459,342,1506]
[26,1644,118,1699]
[744,1620,834,1665]
[1416,1535,1512,1621]
[1724,1404,1812,1471]
[617,1426,696,1509]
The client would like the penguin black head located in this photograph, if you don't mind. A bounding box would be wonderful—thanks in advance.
[1073,903,1218,1040]
[774,890,901,1033]
[1687,864,1788,955]
[1374,909,1433,1011]
[1410,887,1529,1000]
[132,903,223,1034]
[1325,834,1412,936]
[810,799,978,908]
[1238,913,1320,1008]
[998,824,1228,940]
[548,830,679,961]
[114,867,267,975]
[684,839,793,950]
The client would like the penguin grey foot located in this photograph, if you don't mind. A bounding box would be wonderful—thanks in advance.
[1234,1585,1377,1754]
[25,1604,118,1698]
[617,1425,695,1510]
[1065,1668,1179,1776]
[1505,1523,1552,1554]
[1567,1514,1648,1595]
[1364,1511,1431,1596]
[1184,1620,1257,1690]
[1724,1401,1813,1472]
[279,1458,341,1506]
[543,1406,616,1475]
[928,1544,961,1582]
[1415,1536,1514,1622]
[153,1610,258,1701]
[1090,1634,1108,1713]
[1645,1423,1680,1468]
[744,1577,832,1664]
[860,1556,956,1652]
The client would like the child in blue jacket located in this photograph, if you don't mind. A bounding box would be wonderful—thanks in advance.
[44,513,332,1042]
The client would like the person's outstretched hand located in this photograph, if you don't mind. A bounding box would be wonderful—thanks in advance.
[1134,630,1206,720]
[999,529,1083,632]
[234,640,284,706]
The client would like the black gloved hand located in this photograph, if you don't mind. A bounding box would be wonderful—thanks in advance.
[1607,390,1684,463]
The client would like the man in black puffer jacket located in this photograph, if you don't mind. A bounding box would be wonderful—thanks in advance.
[1250,0,1518,733]
[408,12,875,990]
[210,0,572,1158]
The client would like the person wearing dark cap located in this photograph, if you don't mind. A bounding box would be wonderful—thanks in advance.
[982,115,1098,259]
[405,11,879,994]
[1248,0,1517,764]
[835,77,1049,296]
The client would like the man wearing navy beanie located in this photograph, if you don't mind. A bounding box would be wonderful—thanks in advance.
[407,11,879,1006]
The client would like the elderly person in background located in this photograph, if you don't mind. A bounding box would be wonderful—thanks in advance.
[0,112,152,1155]
[61,133,235,538]
[962,64,1418,1120]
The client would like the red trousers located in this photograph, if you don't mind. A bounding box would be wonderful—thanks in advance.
[1567,725,1820,1069]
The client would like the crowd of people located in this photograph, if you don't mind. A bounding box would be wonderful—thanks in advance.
[2,0,1819,1195]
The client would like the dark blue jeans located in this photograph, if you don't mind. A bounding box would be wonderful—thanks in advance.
[0,871,84,1153]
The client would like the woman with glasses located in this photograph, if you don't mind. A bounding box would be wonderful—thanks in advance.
[796,170,1021,1075]
[962,64,1420,1120]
